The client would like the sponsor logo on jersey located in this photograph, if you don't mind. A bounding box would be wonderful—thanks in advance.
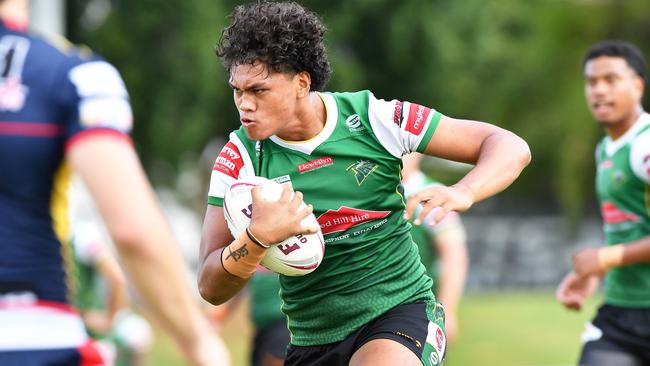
[213,141,244,179]
[405,103,431,136]
[345,114,364,132]
[346,160,378,185]
[393,101,403,126]
[644,154,650,176]
[298,156,333,173]
[272,175,292,185]
[600,201,640,224]
[316,206,390,235]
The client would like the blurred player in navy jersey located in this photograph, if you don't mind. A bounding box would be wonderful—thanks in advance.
[0,0,229,364]
[556,40,650,366]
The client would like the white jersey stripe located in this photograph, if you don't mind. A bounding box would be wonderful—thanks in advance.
[0,306,88,350]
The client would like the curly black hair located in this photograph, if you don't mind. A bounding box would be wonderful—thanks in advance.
[215,1,332,91]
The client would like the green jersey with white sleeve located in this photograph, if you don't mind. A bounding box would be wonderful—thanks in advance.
[208,90,440,345]
[595,113,650,307]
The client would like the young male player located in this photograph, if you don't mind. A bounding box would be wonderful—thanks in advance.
[198,2,530,365]
[556,40,650,365]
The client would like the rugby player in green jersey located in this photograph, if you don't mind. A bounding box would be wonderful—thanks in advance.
[401,153,468,346]
[556,41,650,365]
[198,2,530,366]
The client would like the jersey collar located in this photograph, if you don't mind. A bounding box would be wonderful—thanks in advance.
[604,112,650,155]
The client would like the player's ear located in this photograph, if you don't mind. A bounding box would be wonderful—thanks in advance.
[296,71,311,98]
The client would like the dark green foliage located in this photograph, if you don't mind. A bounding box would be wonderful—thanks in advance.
[67,0,650,227]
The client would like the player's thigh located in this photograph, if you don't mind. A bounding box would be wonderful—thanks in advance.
[353,300,446,366]
[579,338,643,366]
[350,338,421,366]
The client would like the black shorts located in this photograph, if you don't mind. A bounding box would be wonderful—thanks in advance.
[285,300,446,366]
[579,304,650,366]
[251,318,291,366]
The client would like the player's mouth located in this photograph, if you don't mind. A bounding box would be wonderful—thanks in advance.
[592,101,614,116]
[240,118,255,128]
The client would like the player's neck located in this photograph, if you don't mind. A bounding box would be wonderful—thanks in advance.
[276,92,326,141]
[606,107,642,141]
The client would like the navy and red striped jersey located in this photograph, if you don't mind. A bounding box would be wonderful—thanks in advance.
[0,20,132,305]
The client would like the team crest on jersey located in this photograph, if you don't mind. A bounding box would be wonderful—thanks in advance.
[213,141,244,179]
[346,160,377,185]
[345,114,365,132]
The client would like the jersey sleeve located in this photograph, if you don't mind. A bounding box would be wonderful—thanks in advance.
[207,132,256,206]
[60,59,133,147]
[630,130,650,184]
[366,92,442,157]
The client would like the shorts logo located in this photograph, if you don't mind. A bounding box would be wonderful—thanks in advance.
[426,322,446,363]
[405,103,431,136]
[213,141,244,179]
[429,351,439,365]
[346,160,377,185]
[345,114,364,132]
[393,101,403,126]
[316,206,390,235]
[298,156,333,173]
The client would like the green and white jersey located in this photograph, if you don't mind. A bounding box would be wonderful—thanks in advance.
[208,90,439,345]
[595,113,650,307]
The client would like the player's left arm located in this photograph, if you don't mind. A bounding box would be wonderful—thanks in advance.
[406,116,531,224]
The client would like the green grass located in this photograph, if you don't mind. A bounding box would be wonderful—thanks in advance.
[445,291,599,366]
[147,291,600,366]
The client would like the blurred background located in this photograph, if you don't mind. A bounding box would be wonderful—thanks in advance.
[32,0,650,365]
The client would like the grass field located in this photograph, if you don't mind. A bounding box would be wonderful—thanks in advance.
[147,290,600,366]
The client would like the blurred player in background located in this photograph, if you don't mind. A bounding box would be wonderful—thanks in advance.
[208,268,288,366]
[0,0,229,364]
[556,40,650,365]
[246,269,289,366]
[198,2,530,366]
[71,222,152,366]
[401,153,468,345]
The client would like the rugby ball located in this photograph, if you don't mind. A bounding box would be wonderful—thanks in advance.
[223,176,324,276]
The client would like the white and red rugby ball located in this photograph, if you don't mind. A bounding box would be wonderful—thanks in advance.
[223,176,324,276]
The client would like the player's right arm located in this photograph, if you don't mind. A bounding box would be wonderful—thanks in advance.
[556,271,600,311]
[198,185,317,305]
